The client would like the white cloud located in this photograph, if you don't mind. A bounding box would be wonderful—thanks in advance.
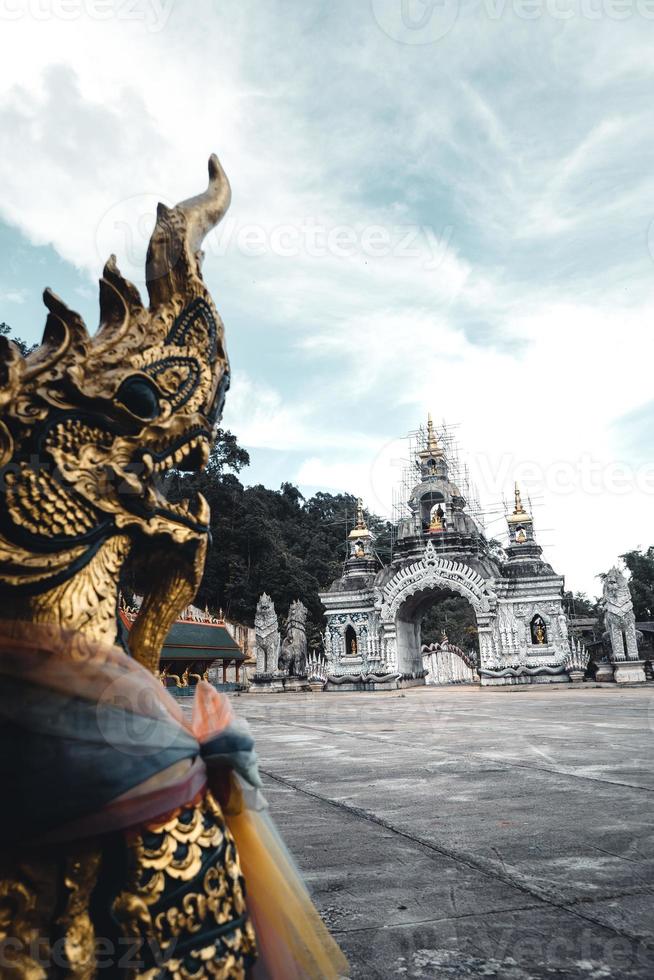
[2,3,654,594]
[0,288,26,304]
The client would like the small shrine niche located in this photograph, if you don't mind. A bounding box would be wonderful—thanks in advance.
[429,503,446,533]
[530,615,547,645]
[345,625,358,657]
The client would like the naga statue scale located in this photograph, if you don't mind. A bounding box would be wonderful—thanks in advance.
[0,157,346,979]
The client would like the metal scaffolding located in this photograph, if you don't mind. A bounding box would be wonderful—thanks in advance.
[391,419,486,554]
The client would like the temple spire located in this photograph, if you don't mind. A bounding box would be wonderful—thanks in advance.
[506,481,538,551]
[426,413,443,457]
[348,498,371,542]
[417,412,448,483]
[512,481,529,519]
[345,497,378,574]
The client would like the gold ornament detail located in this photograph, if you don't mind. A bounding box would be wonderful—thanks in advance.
[0,845,100,979]
[0,157,245,977]
[0,154,231,658]
[113,791,256,979]
[507,481,531,525]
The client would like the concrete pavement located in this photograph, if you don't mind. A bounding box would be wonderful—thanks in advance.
[234,684,654,979]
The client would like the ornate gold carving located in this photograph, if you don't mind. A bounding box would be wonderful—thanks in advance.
[9,535,132,645]
[0,155,231,663]
[0,863,51,979]
[58,846,103,979]
[0,158,243,977]
[113,791,256,979]
[0,845,99,979]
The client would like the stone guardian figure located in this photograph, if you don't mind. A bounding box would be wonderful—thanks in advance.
[279,599,309,677]
[602,566,645,683]
[254,592,281,674]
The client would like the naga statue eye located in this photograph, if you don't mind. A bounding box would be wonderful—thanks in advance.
[116,376,161,420]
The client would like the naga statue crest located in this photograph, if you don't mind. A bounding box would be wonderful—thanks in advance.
[254,592,279,637]
[254,592,281,675]
[0,155,231,668]
[0,157,347,980]
[603,566,635,619]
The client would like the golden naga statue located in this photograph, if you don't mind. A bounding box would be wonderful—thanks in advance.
[0,158,345,978]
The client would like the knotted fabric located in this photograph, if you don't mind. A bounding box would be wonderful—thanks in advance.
[0,620,347,980]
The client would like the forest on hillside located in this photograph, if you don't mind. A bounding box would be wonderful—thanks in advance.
[164,431,391,646]
[3,319,652,650]
[164,431,487,651]
[166,431,654,652]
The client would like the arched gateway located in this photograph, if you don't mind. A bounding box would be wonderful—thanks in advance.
[320,417,574,690]
[379,547,496,675]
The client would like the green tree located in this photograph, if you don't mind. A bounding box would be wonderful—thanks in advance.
[0,322,36,357]
[420,597,478,654]
[620,547,654,620]
[563,591,601,618]
[168,449,397,639]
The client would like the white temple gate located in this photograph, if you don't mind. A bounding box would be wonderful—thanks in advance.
[320,417,575,691]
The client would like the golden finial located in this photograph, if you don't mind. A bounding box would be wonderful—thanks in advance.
[507,481,531,524]
[348,497,370,540]
[427,413,439,453]
[420,412,445,461]
[513,480,528,517]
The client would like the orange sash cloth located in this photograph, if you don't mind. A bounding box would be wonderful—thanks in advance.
[191,684,348,980]
[0,621,347,980]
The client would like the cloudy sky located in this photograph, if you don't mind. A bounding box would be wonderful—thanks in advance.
[1,0,653,595]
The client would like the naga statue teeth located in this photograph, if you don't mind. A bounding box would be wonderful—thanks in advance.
[0,155,348,980]
[0,155,231,662]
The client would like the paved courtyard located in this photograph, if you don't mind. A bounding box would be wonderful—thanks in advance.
[234,685,654,979]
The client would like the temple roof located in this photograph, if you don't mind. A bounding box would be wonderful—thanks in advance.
[118,600,245,662]
[159,620,245,661]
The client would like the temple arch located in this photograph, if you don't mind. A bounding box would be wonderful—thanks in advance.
[380,551,495,624]
[378,550,496,675]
